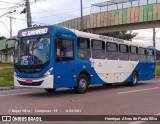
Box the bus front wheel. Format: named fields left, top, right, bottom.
left=74, top=74, right=89, bottom=94
left=129, top=71, right=138, bottom=86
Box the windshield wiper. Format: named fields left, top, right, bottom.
left=29, top=37, right=41, bottom=51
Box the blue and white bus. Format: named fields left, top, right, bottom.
left=14, top=26, right=156, bottom=93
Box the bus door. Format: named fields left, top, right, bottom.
left=54, top=35, right=76, bottom=88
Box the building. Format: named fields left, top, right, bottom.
left=0, top=38, right=15, bottom=63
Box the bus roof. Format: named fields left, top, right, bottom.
left=18, top=25, right=154, bottom=49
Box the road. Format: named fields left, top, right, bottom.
left=0, top=78, right=160, bottom=124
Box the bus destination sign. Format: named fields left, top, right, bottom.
left=18, top=27, right=50, bottom=37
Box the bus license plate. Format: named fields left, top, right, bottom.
left=25, top=80, right=32, bottom=84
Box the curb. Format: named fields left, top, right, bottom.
left=0, top=86, right=25, bottom=91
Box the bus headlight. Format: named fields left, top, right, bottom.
left=14, top=71, right=17, bottom=76
left=44, top=68, right=53, bottom=76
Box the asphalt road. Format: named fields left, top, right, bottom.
left=0, top=78, right=160, bottom=124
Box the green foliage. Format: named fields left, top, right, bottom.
left=0, top=36, right=6, bottom=40
left=157, top=65, right=160, bottom=76
left=0, top=62, right=13, bottom=67
left=0, top=68, right=13, bottom=81
left=102, top=31, right=138, bottom=41
left=0, top=80, right=13, bottom=87
left=0, top=64, right=13, bottom=87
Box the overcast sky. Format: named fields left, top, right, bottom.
left=0, top=0, right=160, bottom=50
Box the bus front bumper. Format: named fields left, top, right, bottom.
left=14, top=75, right=54, bottom=89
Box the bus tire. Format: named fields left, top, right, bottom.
left=75, top=74, right=89, bottom=94
left=44, top=88, right=56, bottom=93
left=129, top=71, right=138, bottom=86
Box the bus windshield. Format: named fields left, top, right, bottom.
left=14, top=37, right=50, bottom=65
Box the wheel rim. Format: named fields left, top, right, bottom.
left=79, top=78, right=87, bottom=89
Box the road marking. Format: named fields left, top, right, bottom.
left=117, top=87, right=159, bottom=95
left=0, top=92, right=33, bottom=97
left=129, top=113, right=160, bottom=124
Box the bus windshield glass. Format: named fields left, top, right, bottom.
left=14, top=37, right=50, bottom=65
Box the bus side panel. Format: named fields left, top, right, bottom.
left=54, top=61, right=77, bottom=89
left=75, top=59, right=105, bottom=85
left=135, top=62, right=156, bottom=81
left=90, top=59, right=114, bottom=84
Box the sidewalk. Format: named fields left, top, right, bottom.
left=0, top=86, right=26, bottom=91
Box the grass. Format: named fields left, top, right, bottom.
left=0, top=64, right=13, bottom=87
left=0, top=62, right=13, bottom=67
left=0, top=80, right=13, bottom=87
left=157, top=65, right=160, bottom=76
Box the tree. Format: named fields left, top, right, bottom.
left=102, top=31, right=138, bottom=41
left=0, top=36, right=6, bottom=40
left=157, top=50, right=160, bottom=60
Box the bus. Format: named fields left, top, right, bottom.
left=14, top=26, right=156, bottom=94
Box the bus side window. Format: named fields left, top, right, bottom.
left=130, top=46, right=139, bottom=61
left=55, top=39, right=74, bottom=62
left=91, top=40, right=105, bottom=59
left=106, top=42, right=118, bottom=60
left=119, top=44, right=129, bottom=60
left=147, top=49, right=155, bottom=62
left=139, top=47, right=147, bottom=62
left=77, top=37, right=91, bottom=59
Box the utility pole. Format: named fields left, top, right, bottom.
left=10, top=17, right=12, bottom=37
left=7, top=16, right=15, bottom=38
left=153, top=28, right=156, bottom=47
left=80, top=0, right=83, bottom=31
left=26, top=0, right=32, bottom=27
left=9, top=17, right=13, bottom=37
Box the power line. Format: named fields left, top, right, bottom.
left=0, top=21, right=10, bottom=34
left=0, top=1, right=18, bottom=4
left=0, top=7, right=14, bottom=10
left=31, top=4, right=65, bottom=20
left=14, top=17, right=49, bottom=26
left=30, top=0, right=47, bottom=4
left=32, top=6, right=90, bottom=19
left=0, top=0, right=24, bottom=18
left=32, top=6, right=90, bottom=14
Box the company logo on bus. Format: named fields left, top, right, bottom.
left=99, top=35, right=124, bottom=43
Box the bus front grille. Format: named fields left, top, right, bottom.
left=17, top=80, right=43, bottom=86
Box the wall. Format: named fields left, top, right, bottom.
left=0, top=38, right=15, bottom=63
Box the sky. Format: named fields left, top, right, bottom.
left=0, top=0, right=160, bottom=50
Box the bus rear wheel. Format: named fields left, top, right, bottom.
left=129, top=71, right=138, bottom=86
left=44, top=88, right=56, bottom=93
left=74, top=74, right=89, bottom=94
